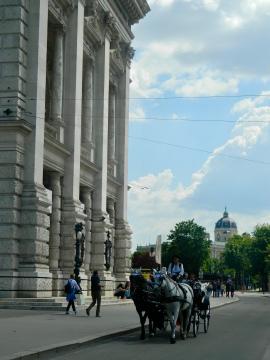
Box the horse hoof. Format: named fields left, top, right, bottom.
left=170, top=338, right=176, bottom=344
left=149, top=333, right=155, bottom=337
left=180, top=334, right=186, bottom=340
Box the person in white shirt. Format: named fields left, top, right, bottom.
left=167, top=255, right=184, bottom=280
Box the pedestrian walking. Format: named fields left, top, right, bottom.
left=86, top=270, right=102, bottom=317
left=226, top=278, right=232, bottom=297
left=65, top=274, right=80, bottom=315
left=221, top=283, right=226, bottom=296
left=231, top=282, right=235, bottom=298
left=216, top=279, right=221, bottom=297
left=212, top=280, right=217, bottom=297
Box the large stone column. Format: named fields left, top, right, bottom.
left=107, top=198, right=115, bottom=271
left=61, top=0, right=87, bottom=288
left=49, top=172, right=63, bottom=296
left=81, top=187, right=92, bottom=294
left=108, top=86, right=117, bottom=177
left=0, top=122, right=32, bottom=298
left=91, top=34, right=115, bottom=296
left=81, top=59, right=95, bottom=162
left=0, top=0, right=32, bottom=297
left=51, top=26, right=64, bottom=143
left=19, top=0, right=52, bottom=297
left=114, top=58, right=133, bottom=282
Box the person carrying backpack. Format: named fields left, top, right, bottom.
left=65, top=274, right=80, bottom=315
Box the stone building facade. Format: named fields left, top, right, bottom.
left=0, top=0, right=150, bottom=298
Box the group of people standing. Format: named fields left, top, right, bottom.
left=210, top=278, right=235, bottom=298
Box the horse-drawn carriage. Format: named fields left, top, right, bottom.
left=187, top=281, right=211, bottom=337
left=130, top=270, right=211, bottom=344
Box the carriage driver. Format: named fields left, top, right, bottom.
left=167, top=255, right=184, bottom=281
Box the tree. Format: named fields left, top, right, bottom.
left=202, top=257, right=225, bottom=277
left=223, top=234, right=253, bottom=289
left=162, top=219, right=211, bottom=275
left=131, top=251, right=159, bottom=269
left=250, top=224, right=270, bottom=291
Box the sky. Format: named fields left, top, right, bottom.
left=127, top=0, right=270, bottom=249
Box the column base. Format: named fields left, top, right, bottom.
left=0, top=271, right=19, bottom=298
left=50, top=270, right=64, bottom=297
left=98, top=271, right=115, bottom=298
left=18, top=269, right=52, bottom=298
left=114, top=219, right=132, bottom=282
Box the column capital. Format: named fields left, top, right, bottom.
left=104, top=11, right=117, bottom=40
left=122, top=43, right=135, bottom=67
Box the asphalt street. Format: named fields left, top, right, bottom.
left=52, top=296, right=270, bottom=360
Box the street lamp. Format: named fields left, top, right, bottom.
left=104, top=230, right=112, bottom=271
left=74, top=222, right=85, bottom=283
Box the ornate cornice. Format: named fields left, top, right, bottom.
left=84, top=3, right=105, bottom=47
left=48, top=0, right=68, bottom=26
left=49, top=0, right=86, bottom=26
left=116, top=0, right=150, bottom=25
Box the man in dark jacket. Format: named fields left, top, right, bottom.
left=86, top=270, right=102, bottom=317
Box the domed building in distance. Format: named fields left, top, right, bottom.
left=215, top=207, right=238, bottom=243
left=211, top=208, right=238, bottom=258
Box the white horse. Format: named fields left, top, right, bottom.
left=158, top=274, right=194, bottom=344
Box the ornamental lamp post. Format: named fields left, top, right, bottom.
left=104, top=230, right=112, bottom=271
left=74, top=222, right=85, bottom=283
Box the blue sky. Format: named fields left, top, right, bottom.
left=127, top=0, right=270, bottom=249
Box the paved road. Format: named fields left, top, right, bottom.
left=52, top=296, right=270, bottom=360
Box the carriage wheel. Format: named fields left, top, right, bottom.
left=192, top=310, right=200, bottom=337
left=203, top=305, right=210, bottom=333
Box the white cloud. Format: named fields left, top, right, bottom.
left=131, top=0, right=270, bottom=98
left=128, top=169, right=270, bottom=247
left=223, top=14, right=244, bottom=29
left=202, top=0, right=220, bottom=12
left=129, top=106, right=146, bottom=122
left=173, top=73, right=239, bottom=96
left=128, top=94, right=270, bottom=246
left=148, top=0, right=176, bottom=7
left=181, top=94, right=270, bottom=197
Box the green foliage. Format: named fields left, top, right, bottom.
left=162, top=219, right=211, bottom=275
left=222, top=227, right=270, bottom=290
left=223, top=235, right=252, bottom=274
left=251, top=224, right=270, bottom=290
left=202, top=257, right=225, bottom=275
left=223, top=234, right=253, bottom=288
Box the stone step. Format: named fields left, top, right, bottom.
left=0, top=297, right=132, bottom=311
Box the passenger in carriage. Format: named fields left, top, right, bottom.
left=167, top=255, right=184, bottom=281
left=181, top=272, right=189, bottom=284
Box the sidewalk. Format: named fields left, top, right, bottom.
left=0, top=296, right=238, bottom=360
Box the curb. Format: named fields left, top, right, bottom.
left=211, top=297, right=239, bottom=309
left=2, top=327, right=142, bottom=360
left=3, top=298, right=239, bottom=360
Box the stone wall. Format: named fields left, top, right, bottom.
left=0, top=0, right=150, bottom=298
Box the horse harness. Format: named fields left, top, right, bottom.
left=162, top=277, right=193, bottom=306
